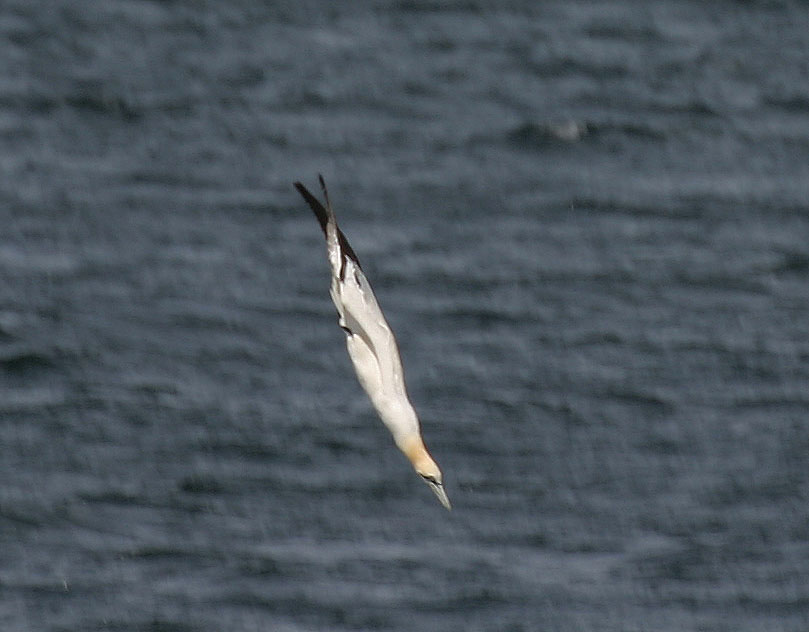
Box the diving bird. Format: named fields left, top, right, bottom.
left=294, top=176, right=451, bottom=510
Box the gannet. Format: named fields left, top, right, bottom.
left=294, top=176, right=451, bottom=510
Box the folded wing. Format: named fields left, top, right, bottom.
left=294, top=178, right=417, bottom=441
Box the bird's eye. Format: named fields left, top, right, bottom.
left=421, top=474, right=438, bottom=485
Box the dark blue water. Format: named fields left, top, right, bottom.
left=2, top=2, right=809, bottom=630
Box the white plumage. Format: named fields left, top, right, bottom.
left=294, top=176, right=450, bottom=510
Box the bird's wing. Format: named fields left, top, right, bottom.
left=337, top=256, right=408, bottom=398
left=294, top=179, right=417, bottom=434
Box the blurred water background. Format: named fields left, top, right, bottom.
left=2, top=1, right=809, bottom=630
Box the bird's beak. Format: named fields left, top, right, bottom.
left=427, top=480, right=452, bottom=511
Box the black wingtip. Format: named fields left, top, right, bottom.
left=294, top=176, right=363, bottom=272
left=294, top=180, right=329, bottom=236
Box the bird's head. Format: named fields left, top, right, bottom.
left=402, top=436, right=451, bottom=510
left=416, top=463, right=451, bottom=511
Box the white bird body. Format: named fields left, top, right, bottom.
left=295, top=176, right=450, bottom=510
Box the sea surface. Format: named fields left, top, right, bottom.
left=2, top=2, right=809, bottom=631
